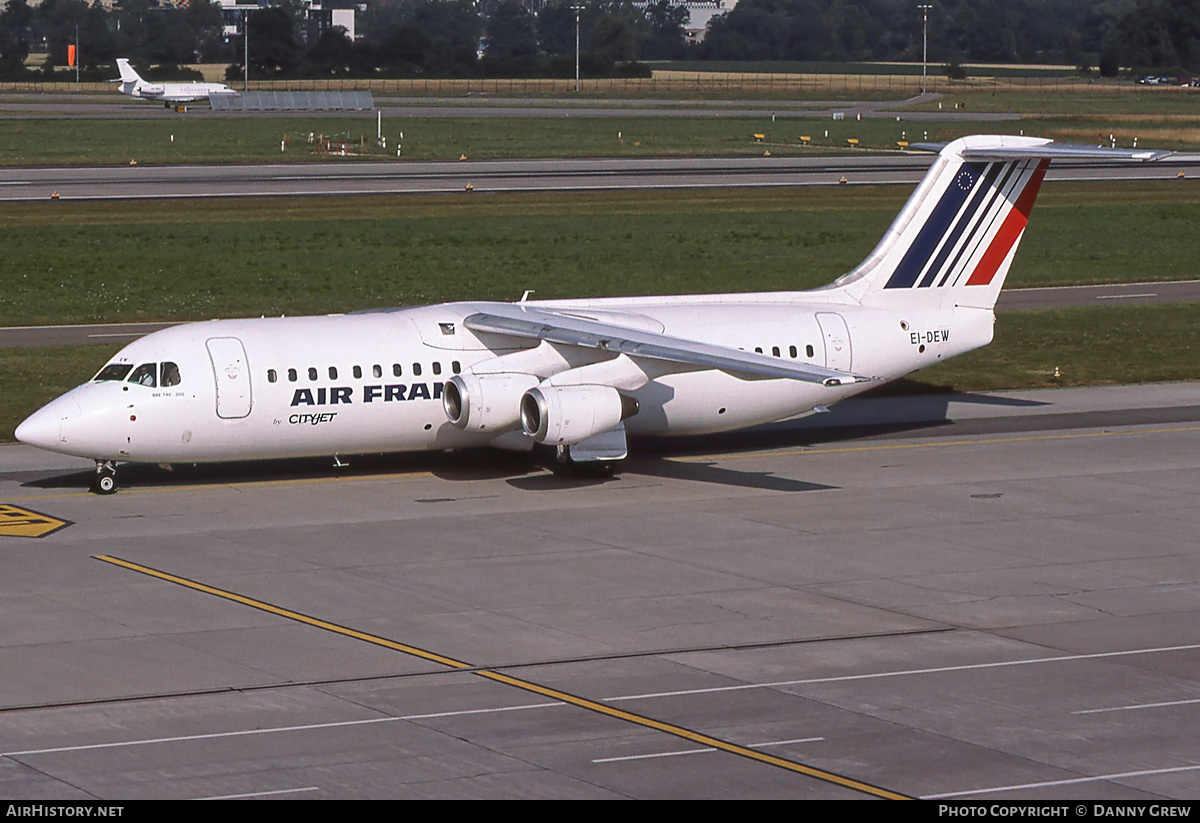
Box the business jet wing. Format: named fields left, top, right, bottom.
left=463, top=303, right=873, bottom=386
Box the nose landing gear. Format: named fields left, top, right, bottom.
left=91, top=461, right=118, bottom=495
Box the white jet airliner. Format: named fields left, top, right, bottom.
left=15, top=135, right=1168, bottom=493
left=115, top=59, right=235, bottom=106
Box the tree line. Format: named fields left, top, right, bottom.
left=0, top=0, right=1195, bottom=82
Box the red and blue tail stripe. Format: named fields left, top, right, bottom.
left=883, top=158, right=1048, bottom=291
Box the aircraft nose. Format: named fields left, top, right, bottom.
left=15, top=394, right=80, bottom=451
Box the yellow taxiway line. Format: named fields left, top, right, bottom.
left=95, top=553, right=910, bottom=799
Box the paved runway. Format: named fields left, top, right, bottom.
left=1, top=383, right=1198, bottom=799
left=2, top=153, right=1197, bottom=202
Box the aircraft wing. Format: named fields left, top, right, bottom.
left=463, top=303, right=872, bottom=386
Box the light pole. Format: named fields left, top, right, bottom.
left=243, top=11, right=249, bottom=92
left=918, top=4, right=932, bottom=95
left=572, top=4, right=583, bottom=93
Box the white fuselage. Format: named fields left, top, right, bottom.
left=16, top=295, right=993, bottom=465
left=120, top=80, right=233, bottom=103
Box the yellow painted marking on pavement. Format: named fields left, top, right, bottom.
left=94, top=555, right=471, bottom=670
left=94, top=554, right=910, bottom=799
left=0, top=504, right=71, bottom=538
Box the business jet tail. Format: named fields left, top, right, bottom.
left=825, top=135, right=1169, bottom=311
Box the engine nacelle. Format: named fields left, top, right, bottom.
left=443, top=373, right=539, bottom=432
left=520, top=385, right=639, bottom=446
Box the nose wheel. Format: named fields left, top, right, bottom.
left=91, top=462, right=118, bottom=495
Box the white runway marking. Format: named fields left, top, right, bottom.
left=603, top=642, right=1200, bottom=703
left=8, top=643, right=1199, bottom=762
left=1, top=701, right=563, bottom=757
left=593, top=737, right=824, bottom=764
left=1074, top=697, right=1200, bottom=715
left=925, top=764, right=1200, bottom=798
left=198, top=786, right=320, bottom=800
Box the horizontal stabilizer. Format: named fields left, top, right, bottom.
left=910, top=141, right=1173, bottom=162
left=464, top=304, right=872, bottom=386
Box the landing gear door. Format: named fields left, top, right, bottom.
left=206, top=337, right=252, bottom=419
left=816, top=312, right=852, bottom=372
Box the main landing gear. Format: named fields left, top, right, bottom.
left=91, top=461, right=118, bottom=495
left=551, top=445, right=617, bottom=478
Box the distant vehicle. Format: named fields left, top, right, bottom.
left=14, top=136, right=1170, bottom=494
left=114, top=59, right=236, bottom=107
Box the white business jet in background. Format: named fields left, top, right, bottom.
left=114, top=58, right=235, bottom=106
left=15, top=135, right=1168, bottom=493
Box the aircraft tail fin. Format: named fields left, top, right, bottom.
left=824, top=135, right=1169, bottom=311
left=116, top=59, right=142, bottom=85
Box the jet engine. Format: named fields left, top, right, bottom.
left=520, top=385, right=639, bottom=446
left=443, top=373, right=539, bottom=432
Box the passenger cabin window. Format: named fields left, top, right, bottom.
left=806, top=344, right=815, bottom=358
left=789, top=345, right=798, bottom=358
left=373, top=364, right=382, bottom=378
left=772, top=346, right=780, bottom=358
left=160, top=362, right=181, bottom=387
left=308, top=367, right=318, bottom=381
left=128, top=363, right=157, bottom=388
left=432, top=362, right=442, bottom=376
left=393, top=363, right=402, bottom=377
left=353, top=366, right=362, bottom=379
left=329, top=366, right=338, bottom=380
left=94, top=363, right=133, bottom=382
left=412, top=363, right=422, bottom=376
left=452, top=361, right=461, bottom=374
left=288, top=368, right=297, bottom=382
left=268, top=369, right=278, bottom=383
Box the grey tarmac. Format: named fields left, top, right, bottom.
left=0, top=382, right=1198, bottom=798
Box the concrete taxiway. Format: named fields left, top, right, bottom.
left=0, top=382, right=1197, bottom=799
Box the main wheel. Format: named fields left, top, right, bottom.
left=91, top=467, right=117, bottom=495
left=550, top=446, right=617, bottom=478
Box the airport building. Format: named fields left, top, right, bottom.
left=630, top=0, right=737, bottom=44
left=216, top=0, right=357, bottom=42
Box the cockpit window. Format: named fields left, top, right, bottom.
left=128, top=363, right=157, bottom=388
left=160, top=362, right=181, bottom=387
left=94, top=363, right=133, bottom=382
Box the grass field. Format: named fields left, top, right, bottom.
left=0, top=115, right=964, bottom=165
left=2, top=108, right=1200, bottom=166
left=1, top=182, right=1196, bottom=327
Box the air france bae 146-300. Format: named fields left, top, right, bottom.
left=15, top=136, right=1168, bottom=493
left=115, top=59, right=235, bottom=106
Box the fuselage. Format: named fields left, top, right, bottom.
left=14, top=295, right=992, bottom=465
left=121, top=81, right=233, bottom=103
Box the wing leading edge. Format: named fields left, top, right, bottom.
left=463, top=304, right=873, bottom=386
